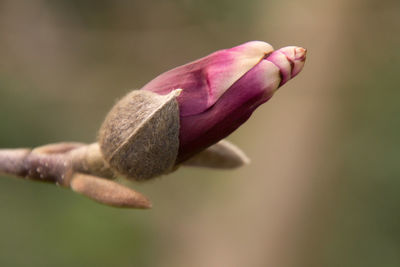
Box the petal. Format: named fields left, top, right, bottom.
left=266, top=46, right=307, bottom=85
left=178, top=59, right=281, bottom=162
left=142, top=41, right=274, bottom=116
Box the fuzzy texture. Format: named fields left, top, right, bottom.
left=70, top=173, right=151, bottom=208
left=98, top=90, right=180, bottom=181
left=0, top=143, right=153, bottom=208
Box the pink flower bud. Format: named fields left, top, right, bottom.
left=141, top=41, right=306, bottom=162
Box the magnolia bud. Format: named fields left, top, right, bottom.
left=98, top=89, right=181, bottom=181
left=142, top=41, right=307, bottom=162
left=98, top=41, right=306, bottom=180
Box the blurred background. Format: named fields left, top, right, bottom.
left=0, top=0, right=399, bottom=266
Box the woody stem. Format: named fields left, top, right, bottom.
left=0, top=148, right=72, bottom=185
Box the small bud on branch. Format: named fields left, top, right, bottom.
left=0, top=41, right=306, bottom=209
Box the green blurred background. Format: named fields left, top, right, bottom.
left=1, top=0, right=399, bottom=266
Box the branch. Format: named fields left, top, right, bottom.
left=0, top=143, right=151, bottom=209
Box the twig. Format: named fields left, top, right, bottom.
left=0, top=143, right=152, bottom=208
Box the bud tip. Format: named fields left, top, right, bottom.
left=295, top=47, right=307, bottom=61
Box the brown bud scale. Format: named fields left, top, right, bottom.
left=98, top=90, right=180, bottom=181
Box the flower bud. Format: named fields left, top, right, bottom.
left=142, top=41, right=307, bottom=162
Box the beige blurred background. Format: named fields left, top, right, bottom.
left=1, top=0, right=399, bottom=266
